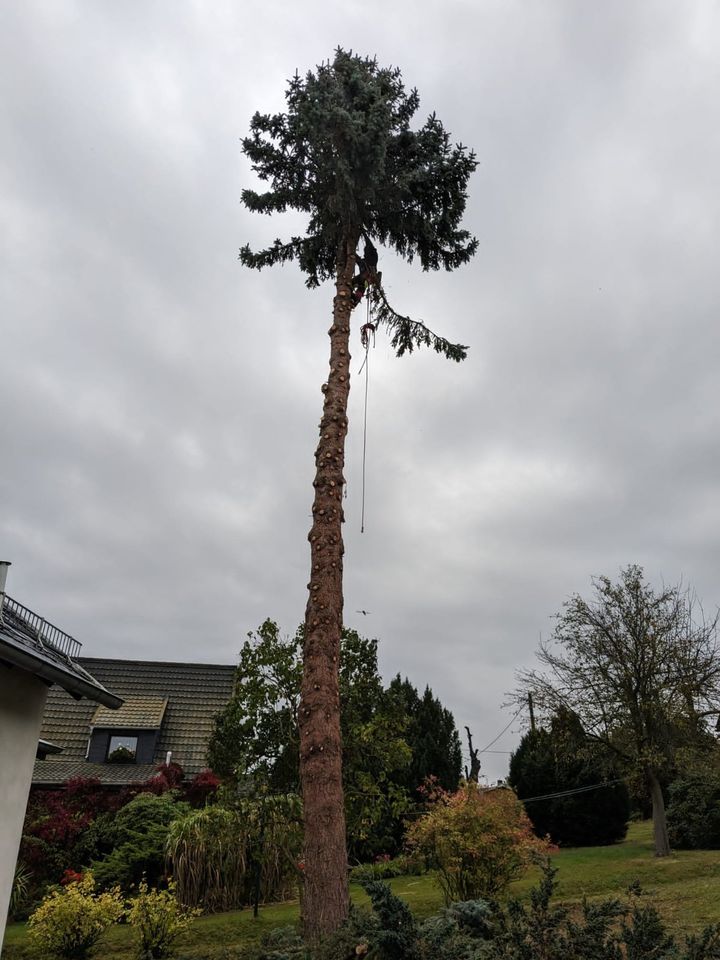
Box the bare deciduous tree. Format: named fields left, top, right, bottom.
left=515, top=565, right=720, bottom=857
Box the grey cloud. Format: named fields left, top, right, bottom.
left=3, top=0, right=720, bottom=781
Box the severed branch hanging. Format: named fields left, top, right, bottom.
left=371, top=282, right=468, bottom=361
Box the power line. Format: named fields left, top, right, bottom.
left=520, top=778, right=625, bottom=805
left=478, top=706, right=524, bottom=754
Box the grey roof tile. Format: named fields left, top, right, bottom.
left=32, top=760, right=161, bottom=786
left=92, top=696, right=167, bottom=729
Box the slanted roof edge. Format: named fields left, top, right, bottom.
left=0, top=640, right=123, bottom=708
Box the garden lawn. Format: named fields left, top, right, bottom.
left=4, top=822, right=720, bottom=959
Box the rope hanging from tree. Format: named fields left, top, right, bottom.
left=359, top=298, right=375, bottom=533
left=351, top=239, right=379, bottom=533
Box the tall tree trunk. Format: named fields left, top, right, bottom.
left=647, top=767, right=671, bottom=857
left=298, top=233, right=357, bottom=939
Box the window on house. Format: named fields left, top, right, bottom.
left=106, top=735, right=138, bottom=763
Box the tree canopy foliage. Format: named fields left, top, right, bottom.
left=508, top=709, right=630, bottom=846
left=515, top=565, right=720, bottom=856
left=207, top=620, right=463, bottom=859
left=240, top=48, right=477, bottom=361
left=389, top=675, right=462, bottom=795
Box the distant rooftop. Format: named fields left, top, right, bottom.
left=34, top=657, right=236, bottom=784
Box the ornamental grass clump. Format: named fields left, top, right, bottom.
left=406, top=782, right=552, bottom=903
left=166, top=794, right=302, bottom=912
left=27, top=871, right=123, bottom=959
left=126, top=879, right=199, bottom=960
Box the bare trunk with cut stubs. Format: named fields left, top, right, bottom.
left=647, top=766, right=671, bottom=857
left=464, top=726, right=481, bottom=783
left=298, top=233, right=357, bottom=940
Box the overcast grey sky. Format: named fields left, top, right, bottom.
left=2, top=1, right=720, bottom=781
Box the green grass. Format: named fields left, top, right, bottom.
left=4, top=822, right=720, bottom=959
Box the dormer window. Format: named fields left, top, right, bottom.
left=86, top=696, right=168, bottom=765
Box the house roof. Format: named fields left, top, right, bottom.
left=33, top=761, right=161, bottom=786
left=33, top=657, right=237, bottom=785
left=92, top=696, right=168, bottom=729
left=36, top=739, right=63, bottom=760
left=0, top=595, right=122, bottom=709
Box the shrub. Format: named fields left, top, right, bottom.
left=27, top=872, right=123, bottom=959
left=343, top=864, right=720, bottom=960
left=182, top=769, right=221, bottom=807
left=349, top=853, right=423, bottom=883
left=406, top=782, right=552, bottom=903
left=667, top=768, right=720, bottom=849
left=20, top=777, right=122, bottom=892
left=167, top=794, right=302, bottom=912
left=361, top=880, right=420, bottom=960
left=91, top=791, right=190, bottom=891
left=126, top=879, right=199, bottom=959
left=9, top=863, right=32, bottom=920
left=508, top=715, right=630, bottom=847
left=142, top=763, right=186, bottom=795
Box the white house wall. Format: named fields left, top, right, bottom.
left=0, top=666, right=49, bottom=947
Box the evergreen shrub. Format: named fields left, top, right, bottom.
left=667, top=768, right=720, bottom=849
left=508, top=717, right=630, bottom=847
left=90, top=792, right=190, bottom=891
left=317, top=864, right=720, bottom=960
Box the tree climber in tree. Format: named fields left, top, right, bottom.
left=351, top=238, right=381, bottom=309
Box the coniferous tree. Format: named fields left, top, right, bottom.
left=508, top=710, right=630, bottom=847
left=240, top=50, right=477, bottom=936
left=389, top=676, right=462, bottom=793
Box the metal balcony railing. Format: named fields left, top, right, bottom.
left=1, top=594, right=83, bottom=660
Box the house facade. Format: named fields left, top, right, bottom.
left=0, top=562, right=121, bottom=946
left=33, top=657, right=237, bottom=787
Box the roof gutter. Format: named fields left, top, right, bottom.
left=0, top=640, right=123, bottom=709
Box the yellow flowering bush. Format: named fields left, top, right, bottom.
left=126, top=879, right=199, bottom=959
left=27, top=872, right=123, bottom=959
left=406, top=782, right=552, bottom=903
